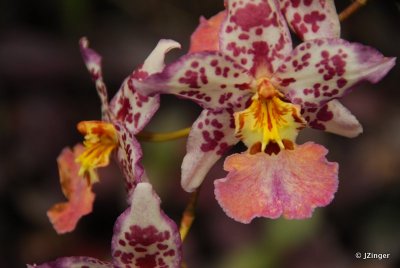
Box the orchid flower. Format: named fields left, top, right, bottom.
left=31, top=183, right=182, bottom=268
left=47, top=38, right=180, bottom=233
left=134, top=0, right=395, bottom=223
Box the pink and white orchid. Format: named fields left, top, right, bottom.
left=134, top=0, right=395, bottom=223
left=32, top=183, right=182, bottom=268
left=47, top=38, right=181, bottom=234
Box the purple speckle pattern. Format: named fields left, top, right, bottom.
left=181, top=108, right=240, bottom=192
left=220, top=0, right=292, bottom=74
left=273, top=38, right=396, bottom=107
left=112, top=183, right=182, bottom=268
left=133, top=51, right=253, bottom=110
left=113, top=122, right=145, bottom=201
left=79, top=37, right=110, bottom=119
left=110, top=39, right=181, bottom=134
left=279, top=0, right=340, bottom=40
left=302, top=99, right=363, bottom=137
left=28, top=256, right=112, bottom=268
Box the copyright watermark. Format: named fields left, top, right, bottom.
left=355, top=252, right=390, bottom=260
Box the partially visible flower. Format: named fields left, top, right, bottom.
left=47, top=38, right=180, bottom=233
left=190, top=0, right=340, bottom=51
left=78, top=37, right=181, bottom=192
left=47, top=145, right=95, bottom=234
left=134, top=0, right=395, bottom=222
left=32, top=183, right=182, bottom=267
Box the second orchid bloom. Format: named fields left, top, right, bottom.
left=133, top=0, right=395, bottom=223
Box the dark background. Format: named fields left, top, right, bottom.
left=1, top=0, right=399, bottom=267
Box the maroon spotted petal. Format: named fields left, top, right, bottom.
left=181, top=108, right=240, bottom=192
left=27, top=256, right=112, bottom=268
left=303, top=99, right=363, bottom=137
left=113, top=121, right=145, bottom=201
left=111, top=40, right=181, bottom=134
left=112, top=183, right=182, bottom=268
left=133, top=51, right=253, bottom=110
left=220, top=0, right=292, bottom=75
left=279, top=0, right=340, bottom=40
left=79, top=37, right=110, bottom=119
left=273, top=38, right=396, bottom=108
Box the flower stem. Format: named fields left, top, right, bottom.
left=179, top=187, right=201, bottom=242
left=339, top=0, right=367, bottom=22
left=137, top=127, right=191, bottom=142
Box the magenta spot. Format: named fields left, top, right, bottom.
left=321, top=50, right=329, bottom=58
left=191, top=61, right=199, bottom=68
left=135, top=253, right=158, bottom=268
left=134, top=113, right=141, bottom=128
left=157, top=243, right=168, bottom=250
left=239, top=33, right=249, bottom=40
left=280, top=78, right=296, bottom=87
left=234, top=83, right=250, bottom=90
left=231, top=2, right=277, bottom=32
left=304, top=11, right=326, bottom=33
left=116, top=97, right=132, bottom=122
left=132, top=69, right=149, bottom=80
left=210, top=59, right=218, bottom=66
left=309, top=120, right=326, bottom=130
left=163, top=249, right=175, bottom=257
left=211, top=119, right=223, bottom=129
left=336, top=78, right=347, bottom=88
left=316, top=105, right=333, bottom=121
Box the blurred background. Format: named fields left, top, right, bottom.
left=1, top=0, right=399, bottom=267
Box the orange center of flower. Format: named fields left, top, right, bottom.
left=76, top=121, right=118, bottom=184
left=234, top=78, right=305, bottom=154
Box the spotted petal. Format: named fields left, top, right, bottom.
left=182, top=109, right=239, bottom=192
left=113, top=122, right=146, bottom=201
left=134, top=52, right=253, bottom=110
left=28, top=256, right=112, bottom=268
left=215, top=142, right=338, bottom=223
left=47, top=145, right=95, bottom=234
left=279, top=0, right=340, bottom=40
left=110, top=40, right=181, bottom=134
left=112, top=182, right=182, bottom=268
left=189, top=10, right=227, bottom=53
left=273, top=38, right=396, bottom=107
left=220, top=0, right=292, bottom=75
left=79, top=37, right=110, bottom=119
left=303, top=99, right=363, bottom=137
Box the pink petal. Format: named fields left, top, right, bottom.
left=110, top=40, right=181, bottom=134
left=214, top=142, right=338, bottom=223
left=189, top=10, right=227, bottom=53
left=273, top=38, right=396, bottom=107
left=303, top=99, right=363, bottom=137
left=28, top=256, right=112, bottom=268
left=220, top=0, right=292, bottom=75
left=47, top=145, right=95, bottom=234
left=182, top=109, right=239, bottom=192
left=279, top=0, right=340, bottom=40
left=79, top=37, right=110, bottom=118
left=113, top=122, right=145, bottom=201
left=133, top=51, right=253, bottom=110
left=112, top=183, right=182, bottom=268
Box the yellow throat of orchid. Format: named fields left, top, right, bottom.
left=76, top=121, right=118, bottom=184
left=234, top=78, right=305, bottom=154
